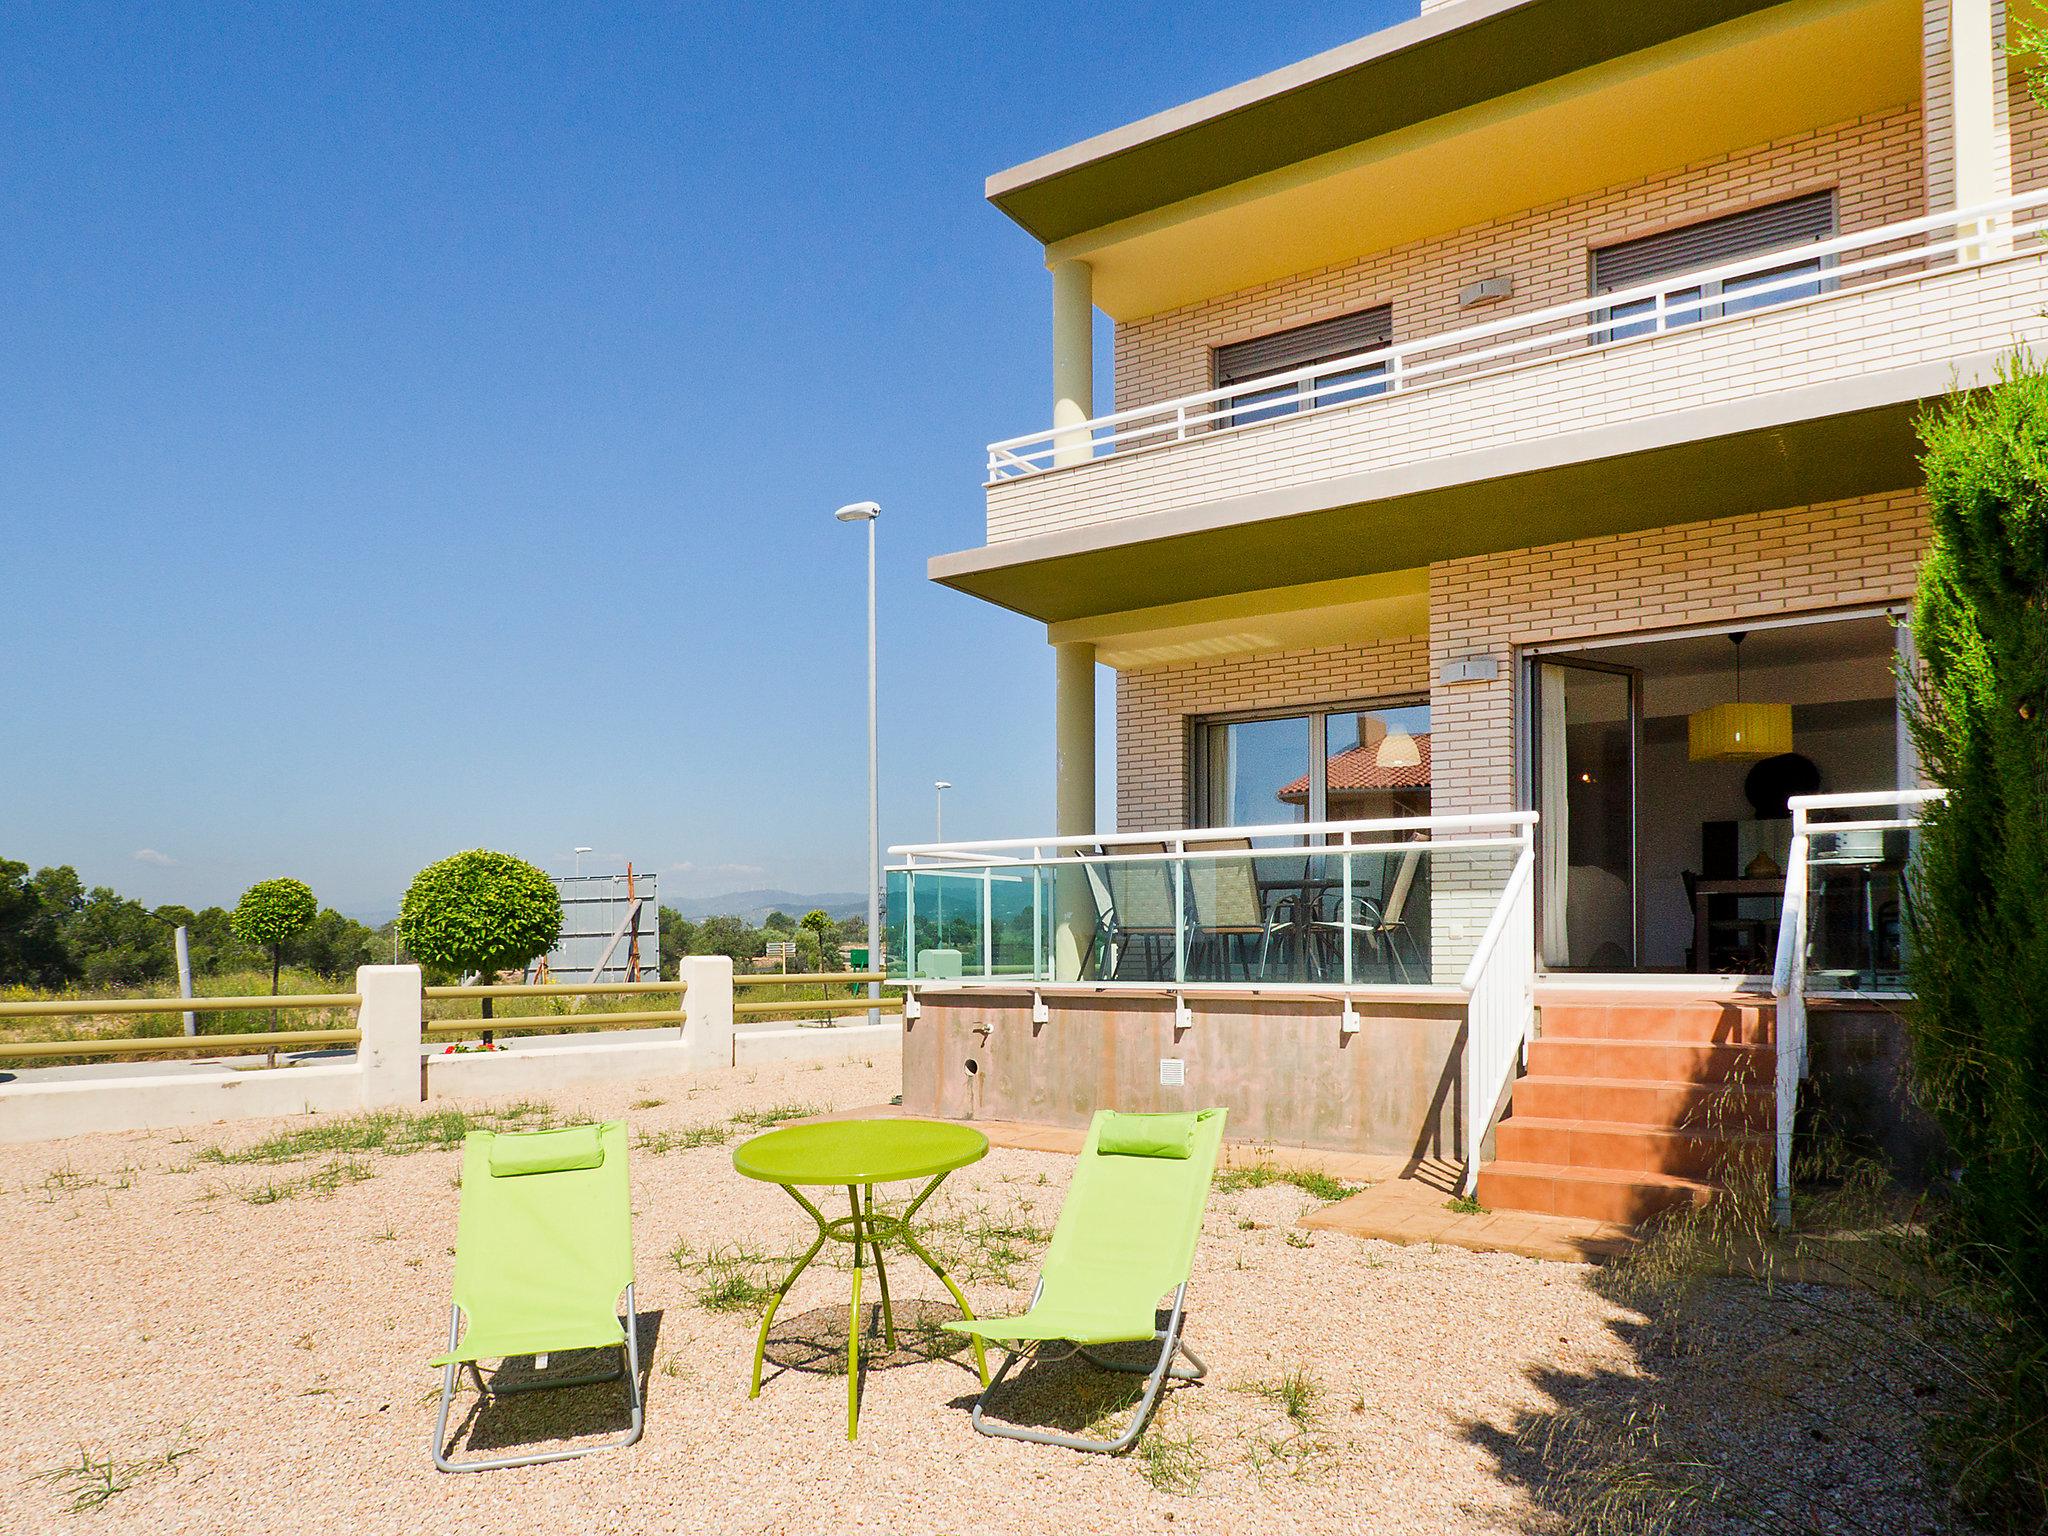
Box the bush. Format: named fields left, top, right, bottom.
left=230, top=878, right=318, bottom=996
left=1907, top=353, right=2048, bottom=1527
left=398, top=851, right=561, bottom=1007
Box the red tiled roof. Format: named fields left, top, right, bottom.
left=1276, top=734, right=1431, bottom=802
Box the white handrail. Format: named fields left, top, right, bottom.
left=988, top=189, right=2048, bottom=478
left=1767, top=787, right=1945, bottom=1226
left=1460, top=845, right=1536, bottom=1196
left=891, top=809, right=1537, bottom=860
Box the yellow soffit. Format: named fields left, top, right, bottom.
left=1057, top=0, right=1921, bottom=321
left=1048, top=571, right=1428, bottom=671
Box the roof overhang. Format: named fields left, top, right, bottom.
left=929, top=352, right=1998, bottom=627
left=993, top=0, right=1887, bottom=243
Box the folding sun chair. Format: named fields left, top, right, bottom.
left=429, top=1121, right=643, bottom=1472
left=945, top=1107, right=1227, bottom=1453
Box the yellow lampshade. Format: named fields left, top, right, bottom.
left=1688, top=701, right=1793, bottom=761
left=1376, top=730, right=1421, bottom=769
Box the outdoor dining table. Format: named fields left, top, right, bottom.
left=732, top=1116, right=992, bottom=1438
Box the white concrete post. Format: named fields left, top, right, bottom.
left=1051, top=259, right=1095, bottom=467
left=355, top=964, right=425, bottom=1108
left=1930, top=0, right=2012, bottom=254
left=682, top=955, right=735, bottom=1072
left=1053, top=640, right=1098, bottom=980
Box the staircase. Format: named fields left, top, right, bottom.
left=1476, top=989, right=1775, bottom=1225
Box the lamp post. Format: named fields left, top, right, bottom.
left=836, top=501, right=882, bottom=1025
left=933, top=780, right=951, bottom=842
left=573, top=846, right=592, bottom=878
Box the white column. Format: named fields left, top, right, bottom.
left=1051, top=259, right=1095, bottom=467
left=1928, top=0, right=2012, bottom=249
left=356, top=964, right=425, bottom=1108
left=1053, top=641, right=1098, bottom=978
left=682, top=954, right=735, bottom=1072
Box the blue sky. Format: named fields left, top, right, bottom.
left=0, top=1, right=1416, bottom=915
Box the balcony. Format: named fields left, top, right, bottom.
left=977, top=194, right=2048, bottom=562
left=886, top=811, right=1533, bottom=994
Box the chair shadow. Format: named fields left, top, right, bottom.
left=760, top=1298, right=980, bottom=1385
left=945, top=1319, right=1196, bottom=1441
left=440, top=1307, right=663, bottom=1457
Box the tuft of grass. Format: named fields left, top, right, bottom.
left=1284, top=1230, right=1313, bottom=1249
left=199, top=1102, right=556, bottom=1166
left=242, top=1157, right=374, bottom=1204
left=1239, top=1364, right=1322, bottom=1426
left=670, top=1240, right=796, bottom=1316
left=729, top=1103, right=822, bottom=1129
left=635, top=1123, right=728, bottom=1155
left=1445, top=1193, right=1489, bottom=1216
left=1137, top=1428, right=1206, bottom=1493
left=32, top=1428, right=198, bottom=1514
left=915, top=1203, right=1052, bottom=1287
left=630, top=1098, right=666, bottom=1110
left=1214, top=1160, right=1358, bottom=1204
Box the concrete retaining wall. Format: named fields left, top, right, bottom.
left=902, top=989, right=1467, bottom=1159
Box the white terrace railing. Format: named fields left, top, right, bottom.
left=888, top=810, right=1535, bottom=996
left=986, top=189, right=2048, bottom=480
left=1458, top=834, right=1535, bottom=1197
left=1769, top=787, right=1945, bottom=1226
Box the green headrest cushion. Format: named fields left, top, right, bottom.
left=1097, top=1110, right=1199, bottom=1159
left=486, top=1125, right=604, bottom=1177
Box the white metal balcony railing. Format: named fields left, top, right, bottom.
left=1768, top=787, right=1945, bottom=1226
left=986, top=190, right=2048, bottom=481
left=888, top=810, right=1535, bottom=996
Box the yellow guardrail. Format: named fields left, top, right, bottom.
left=423, top=980, right=684, bottom=999
left=0, top=993, right=361, bottom=1018
left=0, top=1028, right=362, bottom=1061
left=733, top=997, right=905, bottom=1019
left=422, top=1009, right=686, bottom=1036
left=732, top=971, right=885, bottom=988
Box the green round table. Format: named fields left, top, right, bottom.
left=733, top=1117, right=991, bottom=1438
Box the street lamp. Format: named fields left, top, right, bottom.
left=573, top=846, right=593, bottom=878
left=933, top=780, right=952, bottom=842
left=835, top=500, right=881, bottom=1026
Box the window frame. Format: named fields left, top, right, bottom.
left=1210, top=305, right=1395, bottom=429
left=1590, top=191, right=1839, bottom=345
left=1187, top=692, right=1431, bottom=831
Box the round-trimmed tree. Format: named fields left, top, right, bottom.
left=230, top=877, right=318, bottom=998
left=398, top=851, right=562, bottom=1027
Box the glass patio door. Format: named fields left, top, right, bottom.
left=1533, top=660, right=1640, bottom=970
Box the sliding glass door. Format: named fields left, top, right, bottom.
left=1532, top=660, right=1639, bottom=970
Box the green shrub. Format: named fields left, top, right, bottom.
left=399, top=851, right=561, bottom=1018
left=230, top=878, right=318, bottom=997
left=1907, top=353, right=2048, bottom=1527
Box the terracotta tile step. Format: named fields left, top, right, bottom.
left=1509, top=1075, right=1774, bottom=1133
left=1525, top=1037, right=1774, bottom=1086
left=1537, top=1002, right=1775, bottom=1045
left=1477, top=1159, right=1716, bottom=1224
left=1494, top=1115, right=1769, bottom=1179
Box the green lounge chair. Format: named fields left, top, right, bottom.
left=429, top=1121, right=643, bottom=1472
left=945, top=1106, right=1227, bottom=1453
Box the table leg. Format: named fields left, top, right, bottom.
left=862, top=1186, right=898, bottom=1351
left=896, top=1222, right=989, bottom=1387
left=844, top=1186, right=866, bottom=1438
left=751, top=1190, right=831, bottom=1399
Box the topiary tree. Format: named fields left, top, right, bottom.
left=1908, top=353, right=2048, bottom=1525
left=398, top=851, right=562, bottom=1035
left=230, top=877, right=318, bottom=999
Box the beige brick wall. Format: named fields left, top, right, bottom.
left=1116, top=635, right=1430, bottom=829
left=1113, top=106, right=1923, bottom=410
left=1425, top=488, right=1930, bottom=818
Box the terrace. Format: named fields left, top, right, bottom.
left=0, top=1051, right=1973, bottom=1533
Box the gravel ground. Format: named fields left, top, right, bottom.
left=0, top=1053, right=1958, bottom=1535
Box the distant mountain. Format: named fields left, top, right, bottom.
left=665, top=889, right=867, bottom=925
